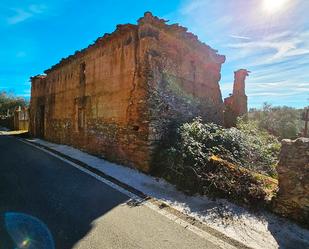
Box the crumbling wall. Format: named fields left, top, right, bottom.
left=138, top=12, right=225, bottom=156
left=13, top=107, right=29, bottom=130
left=30, top=25, right=153, bottom=171
left=274, top=138, right=309, bottom=225
left=224, top=69, right=249, bottom=127
left=29, top=75, right=47, bottom=137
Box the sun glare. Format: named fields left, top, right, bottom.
left=263, top=0, right=290, bottom=14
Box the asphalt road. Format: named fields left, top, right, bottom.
left=0, top=135, right=222, bottom=249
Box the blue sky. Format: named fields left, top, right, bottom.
left=0, top=0, right=308, bottom=108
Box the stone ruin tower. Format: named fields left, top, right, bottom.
left=29, top=12, right=226, bottom=172
left=224, top=69, right=250, bottom=127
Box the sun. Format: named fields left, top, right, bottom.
left=263, top=0, right=290, bottom=14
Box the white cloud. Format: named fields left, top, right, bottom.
left=29, top=4, right=46, bottom=14
left=7, top=9, right=32, bottom=24
left=7, top=4, right=47, bottom=24
left=248, top=81, right=308, bottom=91
left=244, top=81, right=309, bottom=104
left=230, top=35, right=251, bottom=40
left=248, top=92, right=294, bottom=97
left=180, top=0, right=204, bottom=15
left=226, top=30, right=309, bottom=67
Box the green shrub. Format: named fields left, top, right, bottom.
left=248, top=103, right=305, bottom=139
left=155, top=117, right=280, bottom=205
left=163, top=117, right=279, bottom=177
left=236, top=117, right=281, bottom=177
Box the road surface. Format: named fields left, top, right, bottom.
left=0, top=134, right=223, bottom=249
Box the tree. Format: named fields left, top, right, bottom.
left=248, top=103, right=304, bottom=139
left=0, top=91, right=28, bottom=116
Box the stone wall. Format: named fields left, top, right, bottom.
left=0, top=108, right=29, bottom=131
left=30, top=12, right=226, bottom=172
left=224, top=69, right=249, bottom=127
left=13, top=107, right=29, bottom=130
left=30, top=24, right=152, bottom=171
left=274, top=138, right=309, bottom=225
left=29, top=75, right=47, bottom=137
left=139, top=12, right=225, bottom=152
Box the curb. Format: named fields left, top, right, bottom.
left=22, top=138, right=252, bottom=249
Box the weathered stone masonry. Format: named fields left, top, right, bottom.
left=224, top=69, right=249, bottom=127
left=274, top=138, right=309, bottom=225
left=30, top=12, right=227, bottom=172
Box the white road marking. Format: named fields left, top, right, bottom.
left=20, top=139, right=238, bottom=249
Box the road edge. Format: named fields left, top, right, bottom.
left=19, top=137, right=252, bottom=249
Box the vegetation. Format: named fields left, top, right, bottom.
left=248, top=103, right=305, bottom=139
left=160, top=117, right=279, bottom=175
left=0, top=91, right=28, bottom=116
left=236, top=117, right=281, bottom=176
left=155, top=117, right=280, bottom=205
left=154, top=103, right=307, bottom=206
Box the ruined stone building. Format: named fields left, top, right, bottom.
left=30, top=12, right=244, bottom=172
left=224, top=69, right=249, bottom=127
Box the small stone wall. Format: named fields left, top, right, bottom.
left=0, top=109, right=29, bottom=131
left=274, top=138, right=309, bottom=225
left=14, top=108, right=29, bottom=130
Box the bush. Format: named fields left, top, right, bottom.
left=155, top=117, right=280, bottom=205
left=236, top=117, right=281, bottom=177
left=164, top=117, right=279, bottom=177
left=248, top=103, right=305, bottom=139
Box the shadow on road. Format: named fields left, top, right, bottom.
left=267, top=216, right=309, bottom=249
left=0, top=135, right=131, bottom=249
